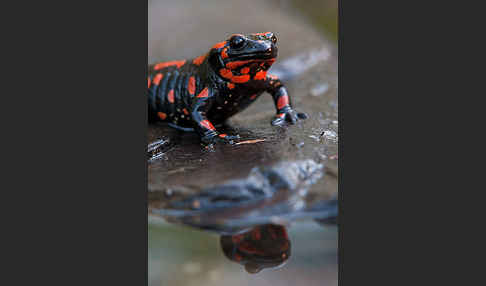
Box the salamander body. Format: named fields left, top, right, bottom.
left=148, top=32, right=306, bottom=144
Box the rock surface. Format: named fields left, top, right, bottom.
left=148, top=0, right=338, bottom=228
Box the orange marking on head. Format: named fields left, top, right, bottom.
left=232, top=75, right=250, bottom=83
left=277, top=95, right=289, bottom=110
left=219, top=134, right=227, bottom=138
left=277, top=113, right=285, bottom=118
left=254, top=32, right=272, bottom=36
left=182, top=108, right=189, bottom=115
left=200, top=120, right=215, bottom=130
left=254, top=70, right=267, bottom=80
left=226, top=60, right=252, bottom=69
left=153, top=73, right=163, bottom=85
left=212, top=41, right=226, bottom=49
left=188, top=76, right=196, bottom=95
left=221, top=47, right=228, bottom=59
left=148, top=77, right=151, bottom=88
left=192, top=54, right=206, bottom=66
left=157, top=112, right=167, bottom=120
left=220, top=68, right=250, bottom=83
left=154, top=60, right=186, bottom=71
left=167, top=90, right=175, bottom=103
left=227, top=82, right=235, bottom=90
left=196, top=87, right=209, bottom=98
left=250, top=94, right=257, bottom=100
left=241, top=67, right=250, bottom=74
left=220, top=68, right=233, bottom=78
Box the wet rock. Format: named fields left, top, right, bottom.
left=151, top=160, right=323, bottom=210
left=147, top=138, right=171, bottom=162
left=150, top=160, right=338, bottom=233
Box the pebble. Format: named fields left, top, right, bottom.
left=309, top=135, right=320, bottom=142
left=165, top=189, right=173, bottom=196
left=192, top=200, right=201, bottom=209
left=321, top=130, right=338, bottom=141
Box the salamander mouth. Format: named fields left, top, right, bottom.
left=231, top=51, right=277, bottom=61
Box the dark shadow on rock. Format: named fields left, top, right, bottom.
left=150, top=160, right=337, bottom=233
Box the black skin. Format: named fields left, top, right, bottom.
left=148, top=32, right=307, bottom=146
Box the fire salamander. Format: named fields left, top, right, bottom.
left=148, top=32, right=307, bottom=145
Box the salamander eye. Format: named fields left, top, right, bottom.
left=271, top=35, right=277, bottom=44
left=230, top=35, right=246, bottom=49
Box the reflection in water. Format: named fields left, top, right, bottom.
left=148, top=219, right=338, bottom=286
left=220, top=224, right=290, bottom=274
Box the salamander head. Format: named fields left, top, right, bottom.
left=208, top=32, right=278, bottom=84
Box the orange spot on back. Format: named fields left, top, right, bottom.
left=157, top=112, right=167, bottom=120
left=250, top=94, right=257, bottom=100
left=227, top=83, right=235, bottom=90
left=188, top=76, right=196, bottom=95
left=153, top=73, right=163, bottom=85
left=277, top=95, right=289, bottom=110
left=200, top=120, right=215, bottom=130
left=192, top=54, right=206, bottom=66
left=154, top=60, right=186, bottom=71
left=196, top=87, right=209, bottom=98
left=148, top=77, right=151, bottom=88
left=182, top=108, right=189, bottom=115
left=167, top=90, right=175, bottom=103
left=254, top=70, right=267, bottom=80
left=212, top=41, right=226, bottom=49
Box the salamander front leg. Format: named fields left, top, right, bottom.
left=191, top=89, right=240, bottom=145
left=266, top=75, right=308, bottom=126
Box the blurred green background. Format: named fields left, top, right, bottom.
left=291, top=0, right=338, bottom=41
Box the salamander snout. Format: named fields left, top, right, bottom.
left=268, top=43, right=278, bottom=58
